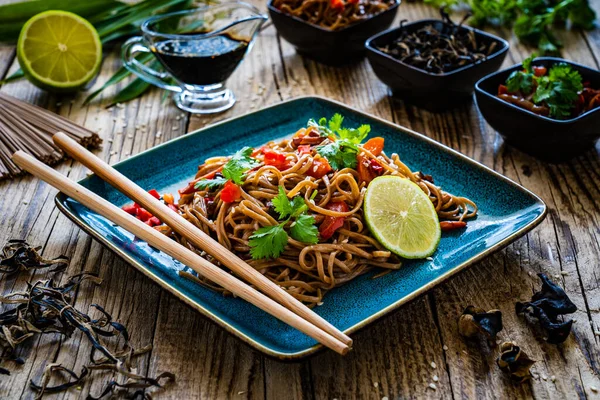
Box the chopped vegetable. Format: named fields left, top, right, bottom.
left=220, top=180, right=242, bottom=203
left=298, top=144, right=312, bottom=155
left=424, top=0, right=596, bottom=54
left=136, top=208, right=153, bottom=222
left=222, top=146, right=260, bottom=185
left=263, top=149, right=289, bottom=170
left=307, top=156, right=332, bottom=178
left=192, top=147, right=259, bottom=192
left=499, top=56, right=587, bottom=119
left=319, top=201, right=349, bottom=240
left=310, top=114, right=371, bottom=170
left=440, top=221, right=467, bottom=231
left=248, top=224, right=288, bottom=260
left=330, top=0, right=345, bottom=10
left=163, top=193, right=175, bottom=204
left=249, top=186, right=319, bottom=259
left=289, top=214, right=319, bottom=244
left=148, top=189, right=160, bottom=199
left=272, top=186, right=307, bottom=219
left=194, top=176, right=228, bottom=191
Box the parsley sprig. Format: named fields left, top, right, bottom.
left=249, top=186, right=318, bottom=259
left=309, top=114, right=371, bottom=170
left=424, top=0, right=596, bottom=55
left=504, top=55, right=583, bottom=119
left=195, top=147, right=259, bottom=190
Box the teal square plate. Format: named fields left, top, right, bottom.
left=55, top=96, right=546, bottom=360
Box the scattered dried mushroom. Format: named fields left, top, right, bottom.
left=458, top=305, right=503, bottom=344
left=516, top=273, right=577, bottom=344
left=0, top=255, right=174, bottom=399
left=0, top=239, right=68, bottom=275
left=497, top=342, right=536, bottom=384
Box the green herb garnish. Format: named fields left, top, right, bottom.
left=504, top=55, right=584, bottom=119
left=309, top=114, right=371, bottom=170
left=533, top=63, right=583, bottom=119
left=423, top=0, right=596, bottom=55
left=249, top=186, right=318, bottom=259
left=195, top=147, right=259, bottom=190
left=506, top=55, right=535, bottom=94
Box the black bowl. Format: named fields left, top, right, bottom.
left=475, top=57, right=600, bottom=162
left=365, top=19, right=509, bottom=111
left=267, top=0, right=400, bottom=65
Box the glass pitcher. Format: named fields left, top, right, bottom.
left=121, top=2, right=267, bottom=114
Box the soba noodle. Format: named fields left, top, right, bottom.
left=162, top=123, right=477, bottom=307
left=272, top=0, right=397, bottom=31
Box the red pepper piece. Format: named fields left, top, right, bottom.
left=440, top=221, right=467, bottom=231
left=136, top=208, right=153, bottom=222
left=220, top=180, right=242, bottom=203
left=122, top=204, right=138, bottom=215
left=298, top=145, right=312, bottom=155
left=146, top=216, right=161, bottom=227
left=319, top=202, right=349, bottom=240
left=148, top=189, right=160, bottom=199
left=307, top=157, right=332, bottom=178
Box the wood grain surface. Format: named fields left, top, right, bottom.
left=0, top=1, right=599, bottom=399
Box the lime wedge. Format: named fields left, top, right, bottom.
left=17, top=10, right=102, bottom=93
left=364, top=176, right=441, bottom=259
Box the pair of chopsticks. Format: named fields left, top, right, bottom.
left=12, top=132, right=352, bottom=355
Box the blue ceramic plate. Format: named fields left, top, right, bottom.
left=55, top=97, right=546, bottom=360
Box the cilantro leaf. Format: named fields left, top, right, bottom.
left=271, top=186, right=291, bottom=218
left=194, top=177, right=228, bottom=190
left=271, top=186, right=307, bottom=219
left=533, top=63, right=582, bottom=119
left=317, top=141, right=359, bottom=170
left=249, top=224, right=288, bottom=259
left=328, top=113, right=344, bottom=133
left=309, top=114, right=370, bottom=170
left=506, top=55, right=535, bottom=94
left=522, top=54, right=534, bottom=73
left=222, top=146, right=259, bottom=185
left=289, top=214, right=319, bottom=244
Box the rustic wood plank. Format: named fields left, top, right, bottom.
left=0, top=0, right=599, bottom=399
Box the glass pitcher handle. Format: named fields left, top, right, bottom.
left=121, top=37, right=182, bottom=93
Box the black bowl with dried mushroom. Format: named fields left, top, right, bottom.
left=366, top=14, right=509, bottom=111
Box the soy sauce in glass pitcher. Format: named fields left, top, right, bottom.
left=151, top=33, right=249, bottom=86
left=121, top=2, right=267, bottom=114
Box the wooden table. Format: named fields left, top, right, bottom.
left=1, top=1, right=600, bottom=398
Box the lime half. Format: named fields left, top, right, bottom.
left=364, top=176, right=441, bottom=259
left=17, top=10, right=102, bottom=93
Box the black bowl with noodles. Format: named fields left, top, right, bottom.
left=365, top=19, right=509, bottom=111
left=475, top=57, right=600, bottom=162
left=268, top=0, right=400, bottom=65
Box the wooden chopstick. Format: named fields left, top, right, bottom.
left=11, top=150, right=349, bottom=355
left=52, top=132, right=353, bottom=347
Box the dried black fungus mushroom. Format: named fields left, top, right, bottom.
left=29, top=364, right=89, bottom=399
left=516, top=273, right=577, bottom=344
left=458, top=305, right=503, bottom=344
left=497, top=342, right=536, bottom=383
left=0, top=239, right=68, bottom=276
left=0, top=272, right=175, bottom=398
left=376, top=8, right=497, bottom=74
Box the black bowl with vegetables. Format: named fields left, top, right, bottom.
left=475, top=57, right=600, bottom=162
left=365, top=15, right=509, bottom=111
left=268, top=0, right=400, bottom=65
